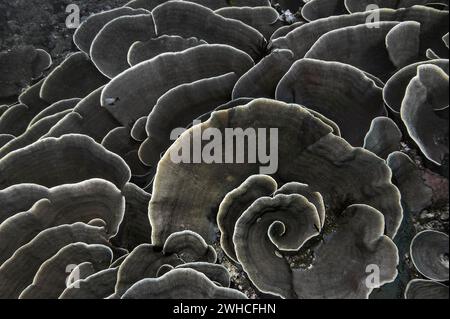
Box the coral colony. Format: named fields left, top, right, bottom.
left=0, top=0, right=448, bottom=300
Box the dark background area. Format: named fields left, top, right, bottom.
left=0, top=0, right=129, bottom=64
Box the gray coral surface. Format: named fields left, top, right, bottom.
left=0, top=0, right=448, bottom=299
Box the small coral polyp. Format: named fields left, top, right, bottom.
left=0, top=0, right=448, bottom=300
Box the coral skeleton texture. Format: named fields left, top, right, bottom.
left=0, top=0, right=448, bottom=300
